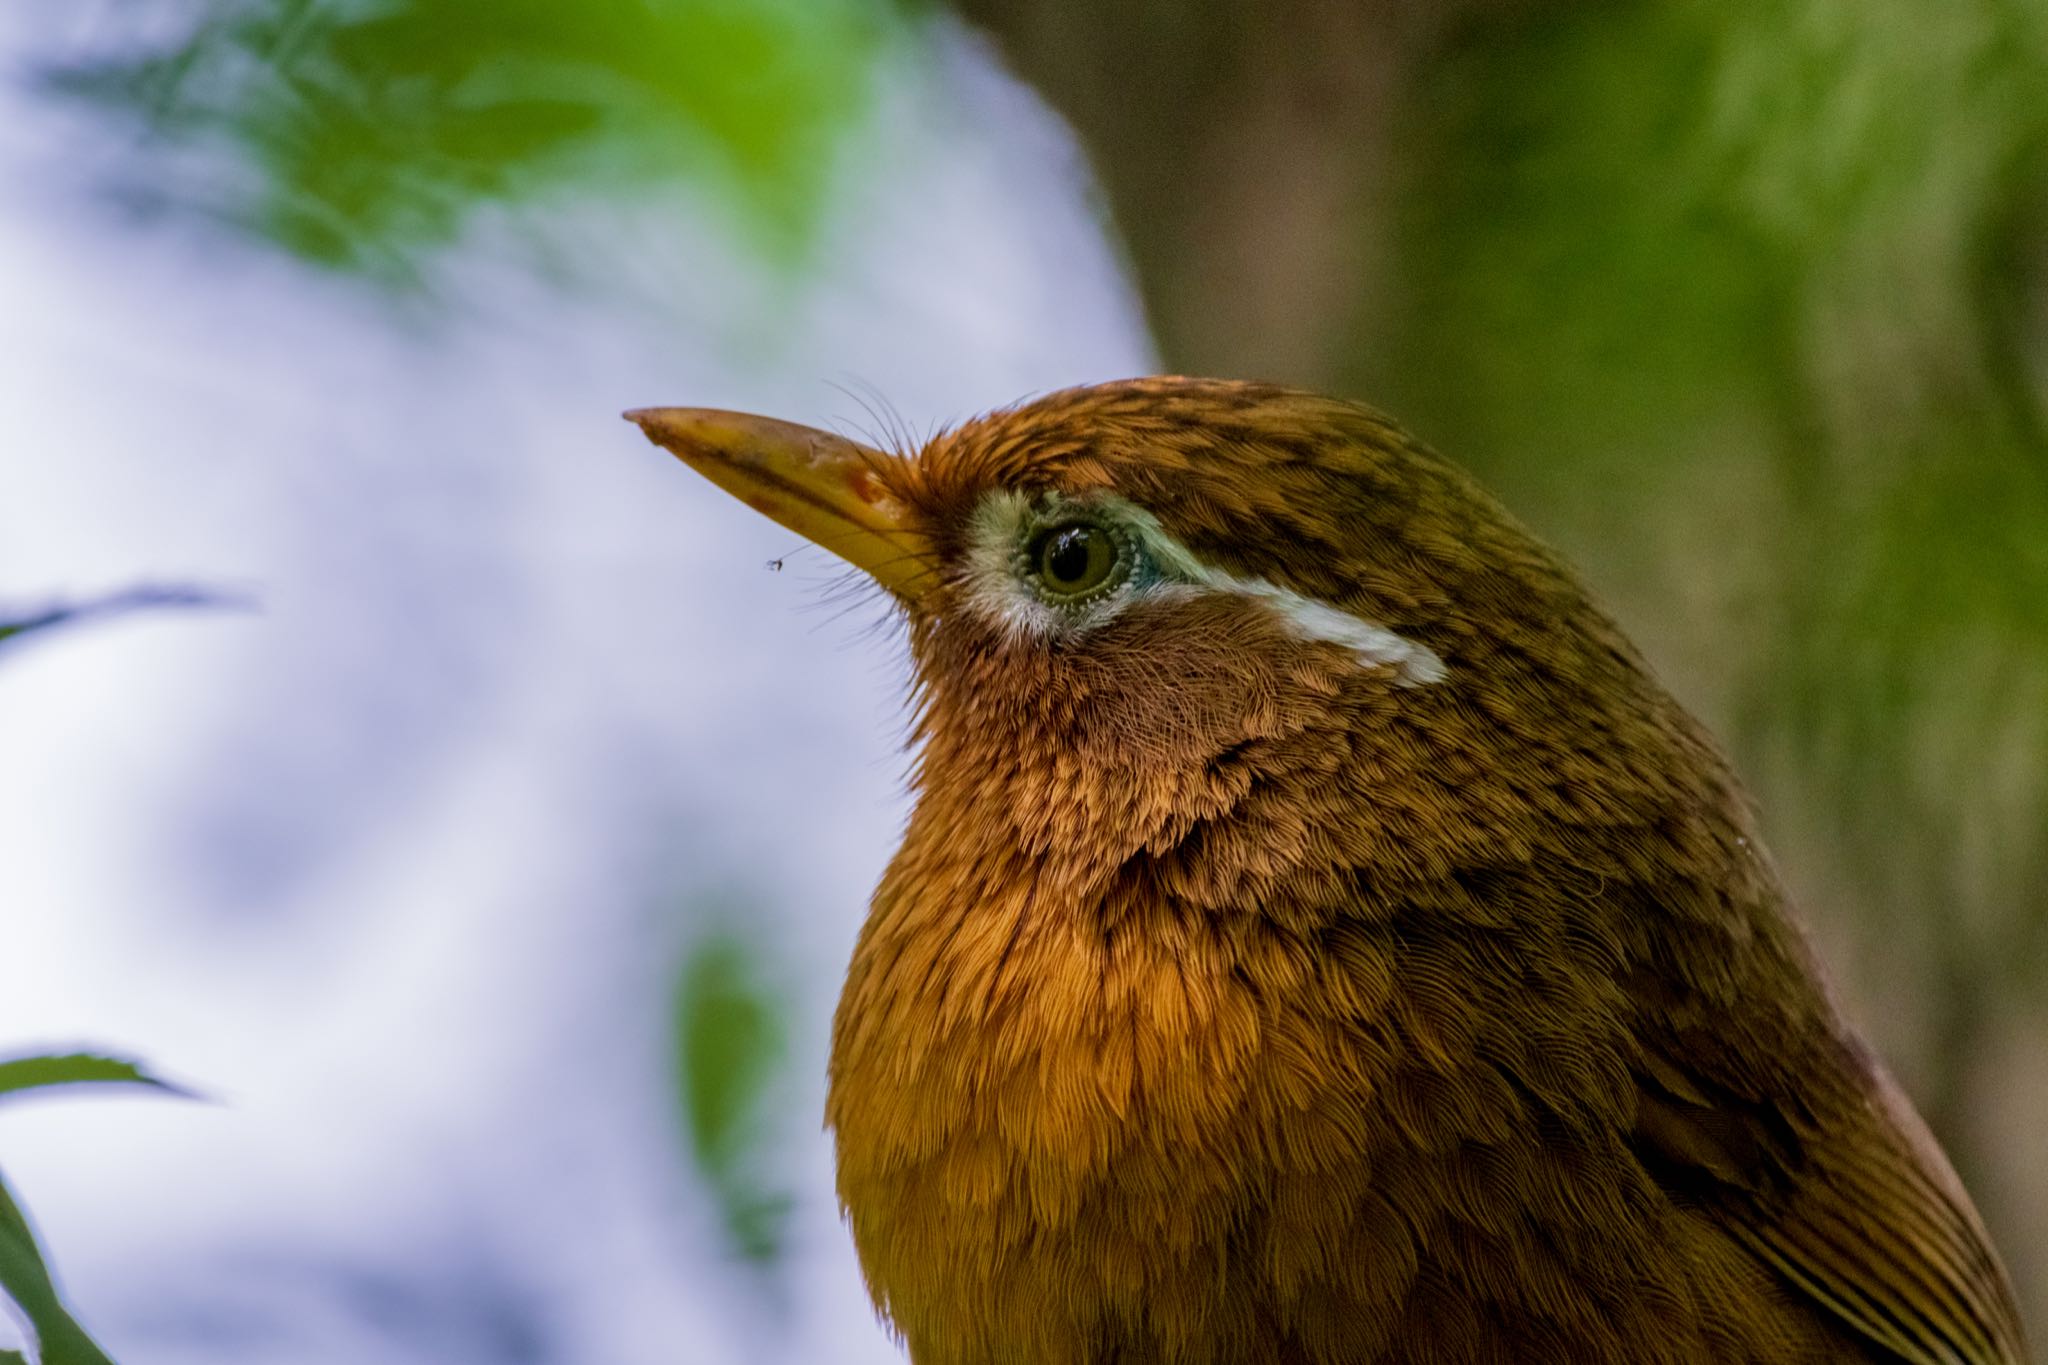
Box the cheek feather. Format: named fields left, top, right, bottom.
left=953, top=488, right=1448, bottom=688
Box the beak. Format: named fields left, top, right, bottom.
left=625, top=407, right=936, bottom=603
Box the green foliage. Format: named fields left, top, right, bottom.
left=672, top=931, right=789, bottom=1265
left=0, top=1052, right=189, bottom=1365
left=43, top=0, right=898, bottom=285
left=1393, top=0, right=2048, bottom=499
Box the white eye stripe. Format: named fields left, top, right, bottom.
left=1196, top=574, right=1446, bottom=686
left=958, top=490, right=1447, bottom=688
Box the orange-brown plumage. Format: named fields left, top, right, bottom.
left=630, top=378, right=2028, bottom=1364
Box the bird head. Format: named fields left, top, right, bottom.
left=630, top=376, right=1744, bottom=922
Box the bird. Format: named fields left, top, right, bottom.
left=626, top=377, right=2029, bottom=1365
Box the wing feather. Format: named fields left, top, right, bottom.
left=1635, top=1035, right=2027, bottom=1365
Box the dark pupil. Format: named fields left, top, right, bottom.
left=1043, top=527, right=1096, bottom=584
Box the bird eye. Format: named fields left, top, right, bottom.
left=1024, top=521, right=1125, bottom=602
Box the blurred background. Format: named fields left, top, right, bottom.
left=0, top=2, right=2042, bottom=1360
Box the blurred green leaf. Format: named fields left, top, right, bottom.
left=0, top=1171, right=116, bottom=1365
left=672, top=930, right=789, bottom=1265
left=43, top=0, right=899, bottom=285
left=0, top=587, right=237, bottom=654
left=0, top=1054, right=193, bottom=1103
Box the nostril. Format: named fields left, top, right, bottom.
left=848, top=467, right=887, bottom=505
